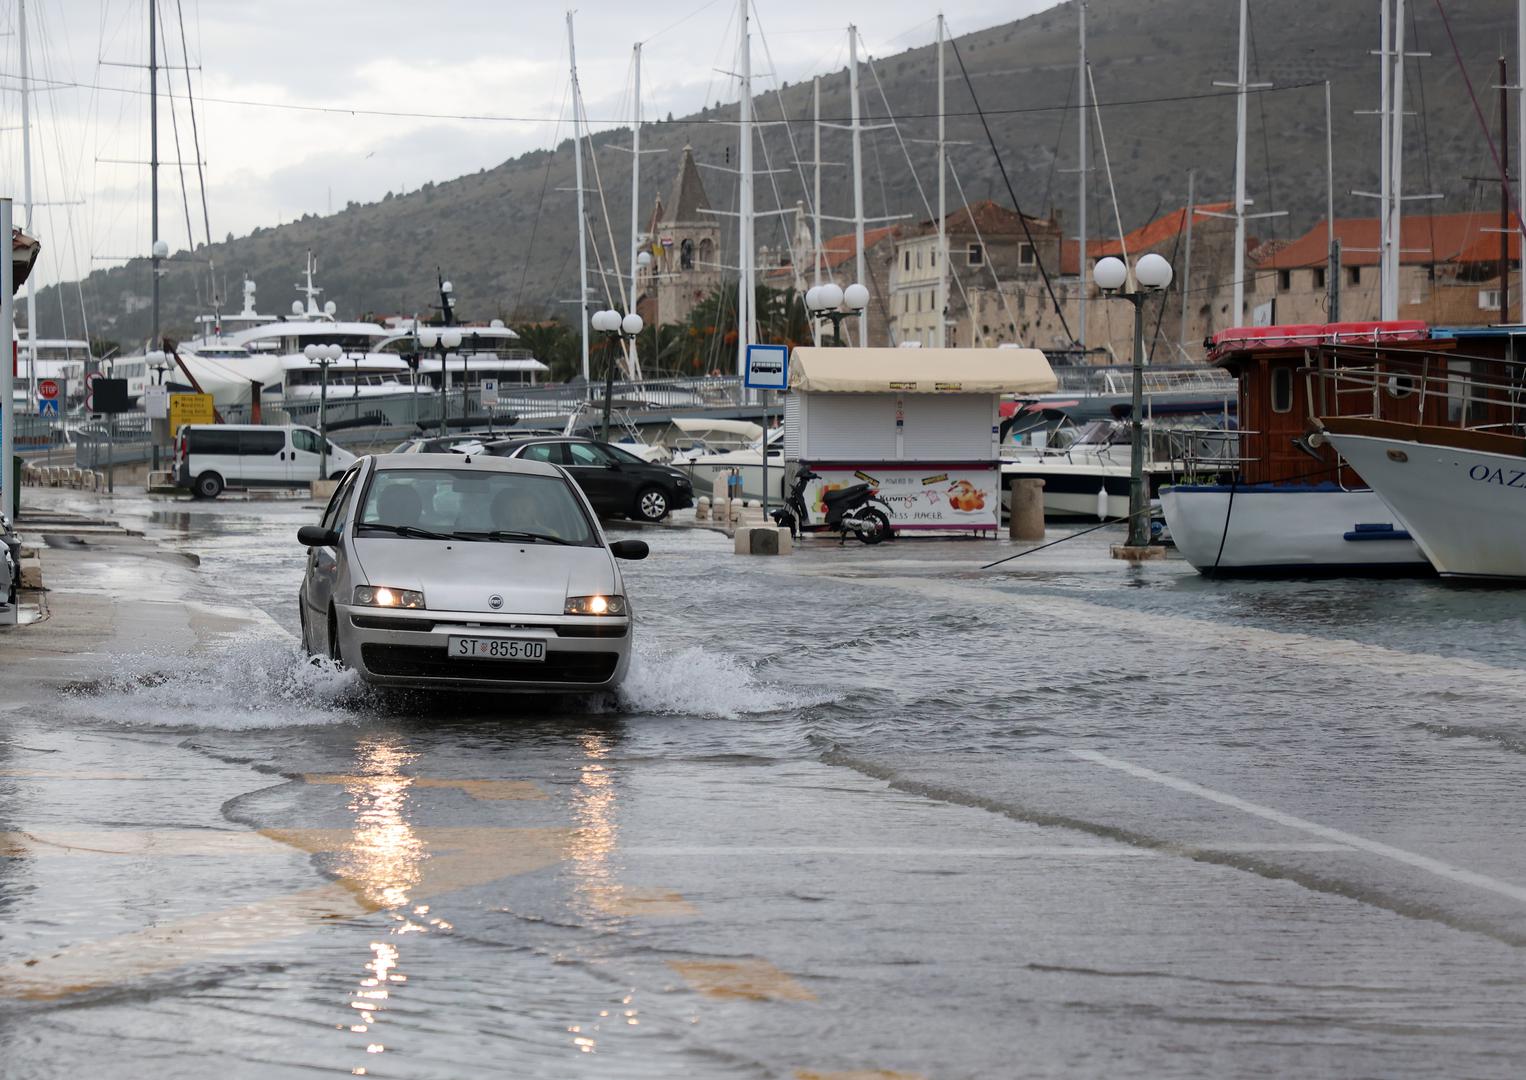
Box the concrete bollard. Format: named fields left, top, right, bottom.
left=1009, top=478, right=1046, bottom=541
left=734, top=525, right=793, bottom=556
left=694, top=495, right=710, bottom=521
left=311, top=479, right=340, bottom=501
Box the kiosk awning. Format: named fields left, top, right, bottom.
left=788, top=347, right=1056, bottom=394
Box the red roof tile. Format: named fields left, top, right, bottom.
left=1060, top=202, right=1233, bottom=274
left=1258, top=212, right=1522, bottom=269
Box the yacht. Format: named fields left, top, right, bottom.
left=1316, top=324, right=1526, bottom=579
left=676, top=425, right=786, bottom=502
left=1159, top=321, right=1431, bottom=575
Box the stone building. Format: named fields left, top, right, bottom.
left=1247, top=213, right=1522, bottom=327
left=887, top=200, right=1064, bottom=350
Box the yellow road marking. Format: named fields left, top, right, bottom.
left=0, top=769, right=147, bottom=781
left=668, top=959, right=816, bottom=1002
left=0, top=830, right=290, bottom=858
left=585, top=886, right=698, bottom=917
left=0, top=826, right=573, bottom=1001
left=302, top=774, right=547, bottom=801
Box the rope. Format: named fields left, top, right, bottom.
left=979, top=503, right=1152, bottom=570
left=947, top=33, right=1073, bottom=343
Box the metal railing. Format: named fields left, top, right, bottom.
left=1307, top=347, right=1526, bottom=435
left=1050, top=365, right=1235, bottom=397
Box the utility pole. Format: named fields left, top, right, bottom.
left=849, top=25, right=866, bottom=345
left=936, top=12, right=947, bottom=348
left=567, top=13, right=590, bottom=382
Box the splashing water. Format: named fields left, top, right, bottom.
left=59, top=637, right=372, bottom=730
left=614, top=643, right=818, bottom=720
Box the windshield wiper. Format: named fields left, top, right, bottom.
left=453, top=529, right=575, bottom=546
left=356, top=523, right=455, bottom=540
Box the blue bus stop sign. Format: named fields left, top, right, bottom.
left=744, top=344, right=789, bottom=391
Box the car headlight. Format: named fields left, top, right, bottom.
left=354, top=585, right=426, bottom=609
left=565, top=594, right=626, bottom=616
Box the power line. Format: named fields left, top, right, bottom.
left=0, top=69, right=1331, bottom=128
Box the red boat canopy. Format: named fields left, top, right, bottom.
left=1208, top=320, right=1429, bottom=361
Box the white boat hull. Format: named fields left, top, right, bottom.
left=1001, top=461, right=1130, bottom=520
left=1160, top=484, right=1428, bottom=574
left=1323, top=432, right=1526, bottom=579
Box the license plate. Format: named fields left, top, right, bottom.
left=447, top=636, right=546, bottom=662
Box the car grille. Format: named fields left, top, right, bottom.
left=361, top=644, right=620, bottom=683
left=351, top=615, right=626, bottom=638
left=351, top=615, right=435, bottom=632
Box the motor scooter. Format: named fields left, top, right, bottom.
left=772, top=465, right=894, bottom=544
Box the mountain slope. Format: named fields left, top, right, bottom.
left=37, top=0, right=1512, bottom=346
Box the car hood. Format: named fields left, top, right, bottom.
left=351, top=538, right=618, bottom=615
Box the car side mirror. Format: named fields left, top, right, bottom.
left=609, top=539, right=649, bottom=561
left=298, top=525, right=340, bottom=547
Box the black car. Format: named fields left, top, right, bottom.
left=481, top=437, right=694, bottom=521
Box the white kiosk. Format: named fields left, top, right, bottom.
left=784, top=347, right=1056, bottom=534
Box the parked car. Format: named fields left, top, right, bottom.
left=480, top=436, right=693, bottom=521
left=174, top=423, right=357, bottom=498
left=296, top=453, right=648, bottom=692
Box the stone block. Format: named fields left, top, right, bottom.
left=311, top=479, right=339, bottom=500
left=18, top=557, right=43, bottom=589
left=734, top=525, right=793, bottom=556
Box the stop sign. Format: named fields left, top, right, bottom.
left=38, top=379, right=59, bottom=401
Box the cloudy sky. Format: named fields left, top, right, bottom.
left=1, top=0, right=1061, bottom=294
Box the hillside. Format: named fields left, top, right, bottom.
left=35, top=0, right=1513, bottom=348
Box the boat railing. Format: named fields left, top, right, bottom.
left=1051, top=365, right=1236, bottom=397
left=1159, top=426, right=1251, bottom=482
left=1307, top=348, right=1526, bottom=435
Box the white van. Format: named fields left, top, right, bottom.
left=174, top=424, right=357, bottom=498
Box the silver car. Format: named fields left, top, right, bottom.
left=297, top=453, right=648, bottom=691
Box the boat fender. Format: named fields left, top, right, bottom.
left=1095, top=485, right=1108, bottom=523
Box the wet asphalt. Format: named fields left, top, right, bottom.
left=3, top=488, right=1526, bottom=1078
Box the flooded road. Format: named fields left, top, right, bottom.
left=4, top=489, right=1526, bottom=1077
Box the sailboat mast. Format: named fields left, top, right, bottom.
left=628, top=42, right=642, bottom=378
left=737, top=0, right=754, bottom=376
left=150, top=0, right=161, bottom=351
left=812, top=75, right=823, bottom=347
left=567, top=13, right=590, bottom=382
left=936, top=13, right=947, bottom=348
left=1378, top=0, right=1392, bottom=319
left=1232, top=0, right=1249, bottom=324
left=849, top=25, right=866, bottom=344
left=19, top=0, right=36, bottom=398
left=1385, top=0, right=1407, bottom=321
left=1077, top=0, right=1087, bottom=352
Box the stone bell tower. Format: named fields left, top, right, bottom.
left=643, top=145, right=723, bottom=328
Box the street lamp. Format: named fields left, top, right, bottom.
left=303, top=342, right=344, bottom=479
left=416, top=326, right=463, bottom=436
left=804, top=282, right=869, bottom=346
left=146, top=349, right=170, bottom=472
left=1093, top=252, right=1174, bottom=550
left=590, top=309, right=643, bottom=442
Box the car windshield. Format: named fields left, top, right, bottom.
left=356, top=468, right=597, bottom=545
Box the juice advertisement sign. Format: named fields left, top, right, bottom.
left=802, top=464, right=1000, bottom=530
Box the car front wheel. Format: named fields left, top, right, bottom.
left=635, top=486, right=669, bottom=522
